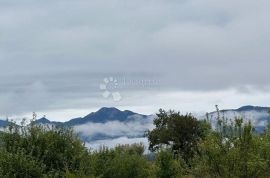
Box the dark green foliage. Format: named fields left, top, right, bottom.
left=0, top=122, right=88, bottom=177
left=0, top=149, right=44, bottom=178
left=147, top=109, right=208, bottom=163
left=102, top=152, right=150, bottom=178
left=2, top=108, right=270, bottom=178
left=86, top=144, right=152, bottom=178
left=192, top=120, right=270, bottom=178
left=155, top=150, right=182, bottom=178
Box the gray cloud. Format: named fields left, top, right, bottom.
left=1, top=0, right=270, bottom=116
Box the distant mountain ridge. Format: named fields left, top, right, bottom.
left=64, top=107, right=147, bottom=126
left=0, top=107, right=152, bottom=142
left=208, top=105, right=270, bottom=132
left=1, top=106, right=270, bottom=143
left=0, top=120, right=9, bottom=127
left=0, top=107, right=149, bottom=127
left=32, top=105, right=270, bottom=137
left=213, top=105, right=270, bottom=113
left=236, top=105, right=270, bottom=112
left=33, top=107, right=149, bottom=127
left=2, top=105, right=270, bottom=127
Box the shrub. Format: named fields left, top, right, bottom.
left=155, top=149, right=182, bottom=178
left=0, top=123, right=89, bottom=177
left=0, top=149, right=44, bottom=178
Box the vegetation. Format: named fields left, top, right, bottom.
left=1, top=108, right=270, bottom=177
left=146, top=109, right=209, bottom=163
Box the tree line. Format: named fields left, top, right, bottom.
left=0, top=108, right=270, bottom=177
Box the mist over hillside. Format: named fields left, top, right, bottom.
left=1, top=105, right=269, bottom=149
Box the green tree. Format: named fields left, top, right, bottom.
left=147, top=109, right=208, bottom=163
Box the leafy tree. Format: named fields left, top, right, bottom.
left=147, top=109, right=208, bottom=162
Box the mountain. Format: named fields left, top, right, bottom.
left=34, top=117, right=62, bottom=126
left=33, top=107, right=148, bottom=127
left=0, top=120, right=9, bottom=127
left=0, top=108, right=153, bottom=150
left=64, top=107, right=148, bottom=126
left=216, top=105, right=270, bottom=113
left=34, top=117, right=51, bottom=124
left=31, top=107, right=153, bottom=142
left=64, top=107, right=151, bottom=141
left=4, top=105, right=270, bottom=146
left=208, top=105, right=270, bottom=132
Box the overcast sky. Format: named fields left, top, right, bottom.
left=1, top=0, right=270, bottom=121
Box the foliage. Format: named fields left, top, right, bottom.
left=85, top=144, right=152, bottom=178
left=0, top=149, right=44, bottom=178
left=155, top=149, right=183, bottom=178
left=192, top=119, right=270, bottom=178
left=1, top=108, right=270, bottom=178
left=1, top=122, right=87, bottom=177
left=146, top=109, right=208, bottom=163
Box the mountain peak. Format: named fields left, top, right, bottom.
left=35, top=117, right=51, bottom=124
left=64, top=107, right=147, bottom=126
left=98, top=107, right=121, bottom=113
left=236, top=105, right=269, bottom=112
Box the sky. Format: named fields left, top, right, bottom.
left=1, top=0, right=270, bottom=121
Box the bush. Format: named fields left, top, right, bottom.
left=192, top=121, right=269, bottom=178
left=155, top=149, right=182, bottom=178
left=0, top=149, right=44, bottom=178
left=0, top=123, right=89, bottom=177
left=87, top=144, right=152, bottom=178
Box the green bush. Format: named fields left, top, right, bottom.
left=192, top=121, right=269, bottom=178
left=87, top=144, right=152, bottom=178
left=0, top=123, right=89, bottom=177
left=155, top=149, right=182, bottom=178
left=0, top=149, right=44, bottom=178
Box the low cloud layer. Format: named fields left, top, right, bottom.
left=209, top=110, right=270, bottom=128
left=74, top=117, right=154, bottom=141
left=73, top=116, right=154, bottom=150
